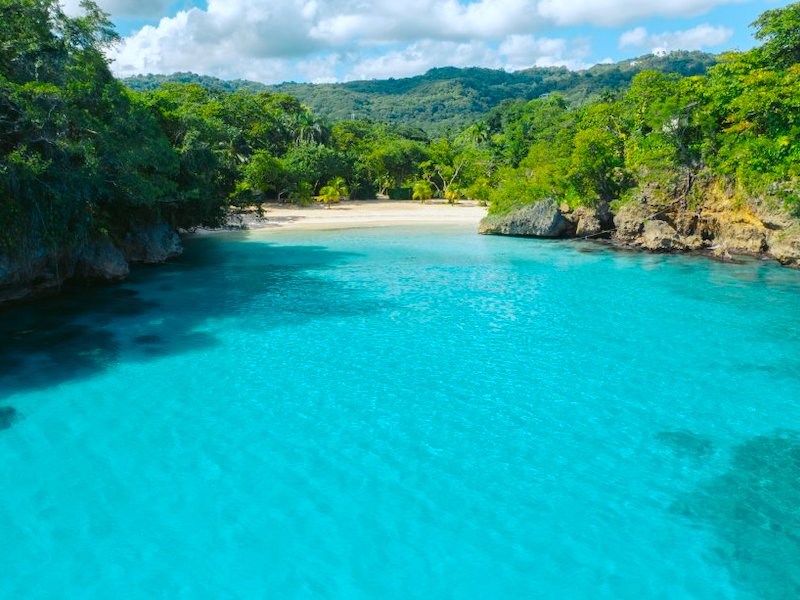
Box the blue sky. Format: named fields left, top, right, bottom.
left=61, top=0, right=794, bottom=83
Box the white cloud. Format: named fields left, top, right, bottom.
left=346, top=41, right=500, bottom=80
left=619, top=27, right=648, bottom=48
left=342, top=35, right=593, bottom=80
left=60, top=0, right=173, bottom=19
left=618, top=24, right=734, bottom=52
left=537, top=0, right=744, bottom=27
left=103, top=0, right=745, bottom=82
left=498, top=35, right=591, bottom=71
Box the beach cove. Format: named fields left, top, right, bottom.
left=2, top=224, right=800, bottom=598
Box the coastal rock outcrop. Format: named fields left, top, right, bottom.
left=613, top=203, right=650, bottom=242
left=0, top=246, right=71, bottom=304
left=640, top=220, right=686, bottom=252
left=768, top=228, right=800, bottom=268
left=1, top=221, right=183, bottom=306
left=482, top=179, right=800, bottom=269
left=571, top=203, right=613, bottom=238
left=121, top=223, right=183, bottom=264
left=75, top=238, right=130, bottom=281
left=479, top=199, right=570, bottom=238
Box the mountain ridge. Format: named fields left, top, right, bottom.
left=123, top=51, right=717, bottom=135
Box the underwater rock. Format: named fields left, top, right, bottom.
left=655, top=429, right=714, bottom=459
left=0, top=406, right=20, bottom=431
left=673, top=431, right=800, bottom=599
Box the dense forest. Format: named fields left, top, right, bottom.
left=1, top=0, right=799, bottom=303
left=125, top=52, right=717, bottom=136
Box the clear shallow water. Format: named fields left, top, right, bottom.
left=1, top=225, right=800, bottom=599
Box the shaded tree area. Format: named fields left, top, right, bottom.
left=0, top=0, right=182, bottom=254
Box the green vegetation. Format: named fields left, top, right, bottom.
left=0, top=0, right=176, bottom=253
left=124, top=53, right=716, bottom=136
left=480, top=5, right=800, bottom=219
left=2, top=0, right=798, bottom=270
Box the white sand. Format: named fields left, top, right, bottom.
left=236, top=200, right=487, bottom=232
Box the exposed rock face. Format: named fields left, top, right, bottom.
left=482, top=181, right=800, bottom=269
left=121, top=223, right=183, bottom=264
left=572, top=203, right=613, bottom=238
left=769, top=228, right=800, bottom=268
left=613, top=204, right=650, bottom=242
left=1, top=222, right=183, bottom=306
left=0, top=248, right=71, bottom=304
left=479, top=199, right=570, bottom=238
left=75, top=238, right=130, bottom=281
left=641, top=220, right=686, bottom=252
left=715, top=217, right=768, bottom=254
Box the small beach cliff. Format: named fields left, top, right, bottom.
left=479, top=183, right=800, bottom=268
left=0, top=223, right=183, bottom=305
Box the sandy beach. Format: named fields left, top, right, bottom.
left=224, top=200, right=487, bottom=232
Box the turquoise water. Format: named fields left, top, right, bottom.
left=2, top=225, right=800, bottom=599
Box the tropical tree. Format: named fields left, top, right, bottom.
left=317, top=177, right=348, bottom=207
left=751, top=3, right=800, bottom=68
left=412, top=180, right=433, bottom=203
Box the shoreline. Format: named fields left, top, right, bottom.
left=189, top=199, right=797, bottom=269
left=194, top=200, right=488, bottom=233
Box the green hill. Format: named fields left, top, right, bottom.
left=123, top=52, right=717, bottom=135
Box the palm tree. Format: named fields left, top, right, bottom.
left=293, top=110, right=326, bottom=145
left=412, top=180, right=433, bottom=203
left=317, top=177, right=349, bottom=208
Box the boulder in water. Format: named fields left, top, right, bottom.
left=479, top=199, right=570, bottom=238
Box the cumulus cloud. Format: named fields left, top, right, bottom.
left=537, top=0, right=743, bottom=27
left=618, top=24, right=734, bottom=52
left=101, top=0, right=745, bottom=82
left=60, top=0, right=173, bottom=19
left=500, top=34, right=593, bottom=70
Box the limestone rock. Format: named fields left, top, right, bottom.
left=768, top=228, right=800, bottom=269
left=613, top=203, right=650, bottom=242
left=76, top=238, right=130, bottom=280
left=0, top=247, right=70, bottom=304
left=683, top=235, right=706, bottom=251
left=479, top=199, right=570, bottom=238
left=122, top=223, right=183, bottom=264
left=574, top=204, right=612, bottom=238
left=715, top=217, right=768, bottom=254
left=641, top=220, right=686, bottom=252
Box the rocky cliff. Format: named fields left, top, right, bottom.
left=479, top=186, right=800, bottom=269
left=0, top=223, right=183, bottom=305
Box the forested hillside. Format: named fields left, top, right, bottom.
left=124, top=52, right=716, bottom=135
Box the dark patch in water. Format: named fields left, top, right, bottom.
left=0, top=406, right=19, bottom=430
left=673, top=431, right=800, bottom=598
left=138, top=331, right=218, bottom=357
left=655, top=430, right=715, bottom=459
left=0, top=237, right=368, bottom=396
